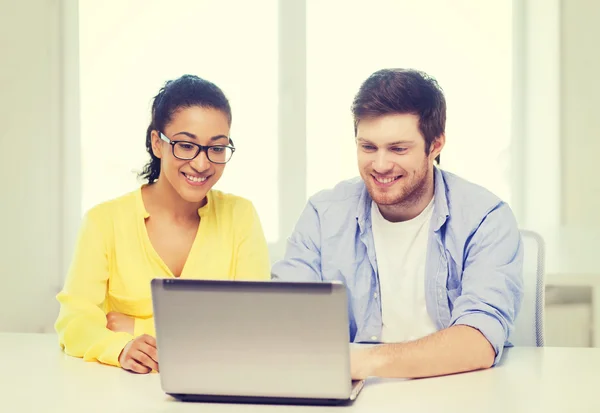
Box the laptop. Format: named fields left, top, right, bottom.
left=150, top=278, right=365, bottom=405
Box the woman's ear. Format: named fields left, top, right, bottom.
left=150, top=130, right=163, bottom=159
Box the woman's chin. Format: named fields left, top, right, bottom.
left=179, top=189, right=209, bottom=204
left=178, top=179, right=216, bottom=202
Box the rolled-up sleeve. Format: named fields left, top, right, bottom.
left=449, top=203, right=524, bottom=366
left=271, top=200, right=323, bottom=282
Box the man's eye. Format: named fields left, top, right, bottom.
left=391, top=147, right=407, bottom=153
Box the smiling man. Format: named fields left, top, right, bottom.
left=271, top=68, right=524, bottom=379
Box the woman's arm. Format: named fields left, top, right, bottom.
left=233, top=200, right=271, bottom=281
left=54, top=208, right=134, bottom=367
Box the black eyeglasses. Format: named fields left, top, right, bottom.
left=160, top=133, right=235, bottom=164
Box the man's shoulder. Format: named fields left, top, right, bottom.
left=440, top=169, right=504, bottom=213
left=439, top=169, right=518, bottom=240
left=307, top=177, right=365, bottom=212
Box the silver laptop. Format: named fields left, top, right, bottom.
left=150, top=278, right=365, bottom=405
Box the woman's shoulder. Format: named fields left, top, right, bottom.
left=207, top=190, right=264, bottom=243
left=208, top=189, right=261, bottom=225
left=209, top=189, right=256, bottom=212
left=83, top=188, right=141, bottom=225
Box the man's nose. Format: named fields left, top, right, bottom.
left=372, top=151, right=393, bottom=174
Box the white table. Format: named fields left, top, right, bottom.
left=539, top=227, right=600, bottom=346
left=1, top=333, right=600, bottom=413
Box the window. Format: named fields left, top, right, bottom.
left=306, top=0, right=513, bottom=205
left=80, top=0, right=515, bottom=253
left=79, top=0, right=279, bottom=242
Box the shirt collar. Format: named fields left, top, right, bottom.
left=356, top=182, right=372, bottom=234
left=431, top=166, right=449, bottom=232
left=197, top=190, right=213, bottom=218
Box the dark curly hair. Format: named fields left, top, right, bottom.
left=139, top=74, right=232, bottom=183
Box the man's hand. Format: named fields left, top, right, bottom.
left=106, top=311, right=134, bottom=335
left=118, top=334, right=159, bottom=374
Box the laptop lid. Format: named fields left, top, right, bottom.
left=151, top=278, right=354, bottom=401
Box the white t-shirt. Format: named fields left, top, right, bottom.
left=370, top=198, right=438, bottom=343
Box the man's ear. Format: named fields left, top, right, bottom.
left=430, top=134, right=445, bottom=162
left=150, top=130, right=163, bottom=159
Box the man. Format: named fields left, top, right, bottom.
left=271, top=68, right=523, bottom=380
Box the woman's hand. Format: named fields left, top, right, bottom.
left=118, top=334, right=159, bottom=374
left=106, top=311, right=134, bottom=335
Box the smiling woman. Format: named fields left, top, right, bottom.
left=54, top=75, right=271, bottom=374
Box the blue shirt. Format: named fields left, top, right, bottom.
left=271, top=167, right=524, bottom=365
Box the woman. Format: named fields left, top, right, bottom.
left=54, top=75, right=271, bottom=374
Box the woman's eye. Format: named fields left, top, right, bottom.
left=178, top=143, right=195, bottom=151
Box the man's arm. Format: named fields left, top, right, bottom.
left=351, top=325, right=494, bottom=379
left=271, top=200, right=323, bottom=282
left=352, top=202, right=524, bottom=379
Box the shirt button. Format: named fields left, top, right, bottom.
left=373, top=292, right=378, bottom=298
left=371, top=336, right=377, bottom=341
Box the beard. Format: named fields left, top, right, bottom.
left=363, top=157, right=432, bottom=209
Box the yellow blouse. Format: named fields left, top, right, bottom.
left=54, top=187, right=271, bottom=367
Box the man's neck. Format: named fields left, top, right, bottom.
left=377, top=172, right=434, bottom=223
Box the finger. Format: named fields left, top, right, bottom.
left=123, top=357, right=151, bottom=374
left=131, top=348, right=159, bottom=372
left=139, top=341, right=159, bottom=363
left=141, top=334, right=157, bottom=347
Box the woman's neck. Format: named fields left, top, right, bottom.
left=143, top=178, right=206, bottom=222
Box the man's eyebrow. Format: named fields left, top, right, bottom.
left=386, top=140, right=414, bottom=146
left=356, top=138, right=414, bottom=146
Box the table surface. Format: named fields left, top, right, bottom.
left=1, top=333, right=600, bottom=413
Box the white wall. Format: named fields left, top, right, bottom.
left=0, top=0, right=65, bottom=332
left=561, top=0, right=600, bottom=227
